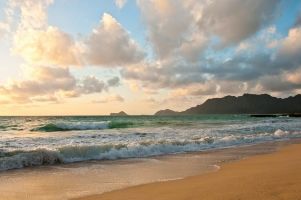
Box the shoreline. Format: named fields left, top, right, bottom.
left=74, top=139, right=301, bottom=200
left=2, top=139, right=290, bottom=173
left=0, top=137, right=293, bottom=173
left=0, top=139, right=300, bottom=200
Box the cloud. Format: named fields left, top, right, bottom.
left=77, top=76, right=106, bottom=94
left=30, top=95, right=59, bottom=103
left=121, top=20, right=301, bottom=99
left=92, top=95, right=124, bottom=103
left=198, top=0, right=280, bottom=47
left=13, top=26, right=82, bottom=66
left=8, top=1, right=146, bottom=69
left=70, top=75, right=121, bottom=97
left=137, top=0, right=280, bottom=60
left=137, top=0, right=206, bottom=60
left=122, top=58, right=208, bottom=90
left=277, top=27, right=301, bottom=65
left=285, top=67, right=301, bottom=85
left=0, top=66, right=121, bottom=104
left=7, top=0, right=82, bottom=66
left=0, top=1, right=127, bottom=105
left=107, top=77, right=120, bottom=87
left=1, top=0, right=301, bottom=110
left=258, top=74, right=301, bottom=92
left=115, top=0, right=127, bottom=9
left=85, top=13, right=145, bottom=67
left=204, top=25, right=301, bottom=93
left=169, top=82, right=218, bottom=97
left=128, top=0, right=284, bottom=102
left=9, top=1, right=144, bottom=68
left=0, top=22, right=9, bottom=40
left=8, top=0, right=53, bottom=29
left=0, top=66, right=76, bottom=103
left=11, top=12, right=144, bottom=67
left=129, top=0, right=281, bottom=103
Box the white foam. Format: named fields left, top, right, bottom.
left=1, top=117, right=301, bottom=171
left=220, top=135, right=236, bottom=141
left=274, top=129, right=289, bottom=137
left=55, top=121, right=109, bottom=130
left=0, top=150, right=62, bottom=171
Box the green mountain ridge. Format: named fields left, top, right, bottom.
left=154, top=94, right=301, bottom=115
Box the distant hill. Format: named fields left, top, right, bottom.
left=110, top=111, right=128, bottom=116
left=154, top=109, right=179, bottom=116
left=154, top=94, right=301, bottom=115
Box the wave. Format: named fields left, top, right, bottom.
left=1, top=129, right=300, bottom=171
left=0, top=141, right=212, bottom=171
left=0, top=149, right=63, bottom=171
left=31, top=121, right=135, bottom=132
left=273, top=129, right=290, bottom=137
left=0, top=124, right=20, bottom=131
left=30, top=119, right=206, bottom=132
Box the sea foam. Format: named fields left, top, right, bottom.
left=1, top=129, right=300, bottom=171
left=1, top=116, right=301, bottom=171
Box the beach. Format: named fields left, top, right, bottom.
left=75, top=141, right=301, bottom=200
left=0, top=140, right=299, bottom=200
left=1, top=0, right=301, bottom=199
left=1, top=115, right=301, bottom=199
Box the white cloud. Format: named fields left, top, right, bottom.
left=278, top=27, right=301, bottom=61
left=115, top=0, right=127, bottom=9
left=1, top=0, right=300, bottom=109
left=14, top=26, right=82, bottom=66
left=137, top=0, right=203, bottom=59
left=7, top=0, right=82, bottom=66
left=8, top=0, right=53, bottom=29
left=0, top=22, right=9, bottom=40
left=285, top=67, right=301, bottom=85
left=137, top=0, right=279, bottom=60
left=85, top=13, right=145, bottom=67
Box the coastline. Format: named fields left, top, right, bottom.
left=0, top=139, right=300, bottom=200
left=74, top=140, right=301, bottom=200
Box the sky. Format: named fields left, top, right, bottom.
left=0, top=0, right=301, bottom=115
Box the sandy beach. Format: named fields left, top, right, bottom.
left=1, top=0, right=301, bottom=200
left=75, top=142, right=301, bottom=200
left=0, top=140, right=294, bottom=200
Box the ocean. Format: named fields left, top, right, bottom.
left=1, top=115, right=301, bottom=171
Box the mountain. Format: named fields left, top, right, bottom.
left=154, top=94, right=301, bottom=115
left=110, top=111, right=128, bottom=116
left=154, top=109, right=179, bottom=116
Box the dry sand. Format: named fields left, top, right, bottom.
left=75, top=143, right=301, bottom=200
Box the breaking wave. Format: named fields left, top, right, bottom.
left=31, top=121, right=134, bottom=132
left=1, top=129, right=300, bottom=171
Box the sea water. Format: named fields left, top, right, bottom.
left=0, top=115, right=301, bottom=171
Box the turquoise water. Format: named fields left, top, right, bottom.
left=0, top=115, right=301, bottom=171
left=0, top=115, right=252, bottom=131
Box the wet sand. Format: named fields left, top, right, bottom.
left=0, top=141, right=298, bottom=200
left=75, top=141, right=301, bottom=200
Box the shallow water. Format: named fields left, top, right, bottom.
left=0, top=115, right=301, bottom=171
left=0, top=141, right=291, bottom=200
